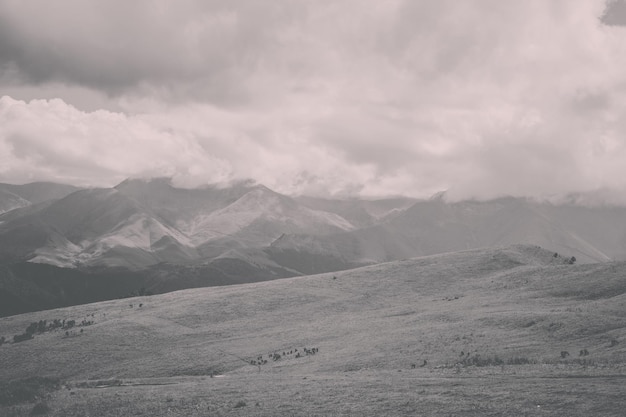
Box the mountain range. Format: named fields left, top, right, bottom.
left=1, top=177, right=626, bottom=316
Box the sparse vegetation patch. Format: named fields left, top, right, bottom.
left=29, top=402, right=50, bottom=416
left=4, top=316, right=97, bottom=346
left=234, top=346, right=321, bottom=372
left=13, top=333, right=33, bottom=343
left=0, top=377, right=61, bottom=406
left=449, top=352, right=538, bottom=368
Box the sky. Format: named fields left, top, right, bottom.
left=1, top=0, right=626, bottom=201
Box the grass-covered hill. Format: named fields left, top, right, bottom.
left=1, top=245, right=625, bottom=416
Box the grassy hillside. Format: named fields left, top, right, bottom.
left=0, top=258, right=298, bottom=318
left=1, top=245, right=625, bottom=416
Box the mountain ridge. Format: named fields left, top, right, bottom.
left=3, top=178, right=626, bottom=269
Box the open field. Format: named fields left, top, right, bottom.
left=1, top=245, right=625, bottom=416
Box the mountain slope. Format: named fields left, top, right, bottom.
left=271, top=196, right=626, bottom=271
left=0, top=253, right=299, bottom=317
left=0, top=182, right=80, bottom=215
left=295, top=195, right=417, bottom=228
left=0, top=188, right=30, bottom=214
left=0, top=179, right=358, bottom=269
left=184, top=186, right=354, bottom=247
left=1, top=245, right=625, bottom=416
left=0, top=182, right=80, bottom=205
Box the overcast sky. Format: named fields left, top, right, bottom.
left=1, top=0, right=626, bottom=200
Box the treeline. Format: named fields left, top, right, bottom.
left=1, top=316, right=95, bottom=346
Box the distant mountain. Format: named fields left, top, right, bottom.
left=0, top=178, right=361, bottom=269
left=295, top=195, right=417, bottom=228
left=0, top=188, right=29, bottom=214
left=3, top=179, right=626, bottom=271
left=270, top=196, right=626, bottom=268
left=0, top=182, right=80, bottom=215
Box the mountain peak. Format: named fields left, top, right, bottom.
left=429, top=191, right=447, bottom=201
left=114, top=177, right=174, bottom=190
left=114, top=176, right=276, bottom=194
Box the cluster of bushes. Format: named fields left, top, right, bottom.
left=250, top=356, right=269, bottom=366
left=455, top=352, right=536, bottom=367
left=4, top=317, right=96, bottom=345
left=450, top=348, right=594, bottom=368
left=268, top=346, right=319, bottom=362
left=458, top=354, right=501, bottom=367
left=561, top=348, right=592, bottom=359
left=553, top=252, right=577, bottom=264
left=13, top=333, right=33, bottom=343
left=248, top=346, right=320, bottom=369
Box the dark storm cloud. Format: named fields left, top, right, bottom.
left=602, top=0, right=626, bottom=26
left=0, top=0, right=302, bottom=103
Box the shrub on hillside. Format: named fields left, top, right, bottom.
left=459, top=354, right=504, bottom=367
left=506, top=356, right=536, bottom=365
left=25, top=322, right=38, bottom=336
left=456, top=354, right=535, bottom=367
left=30, top=402, right=50, bottom=416
left=13, top=333, right=34, bottom=343
left=37, top=320, right=47, bottom=333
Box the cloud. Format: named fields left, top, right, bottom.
left=602, top=0, right=626, bottom=25
left=1, top=1, right=626, bottom=200
left=0, top=96, right=232, bottom=187
left=0, top=0, right=302, bottom=104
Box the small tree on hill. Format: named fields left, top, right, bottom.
left=25, top=322, right=38, bottom=336
left=14, top=333, right=33, bottom=343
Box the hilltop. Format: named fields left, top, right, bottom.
left=1, top=245, right=625, bottom=416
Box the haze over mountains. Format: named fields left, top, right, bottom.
left=2, top=177, right=626, bottom=316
